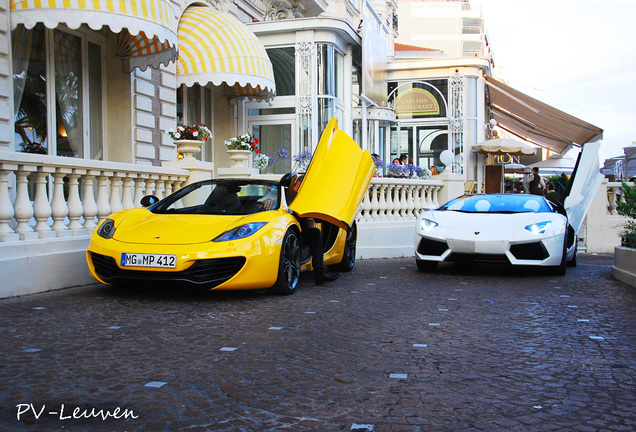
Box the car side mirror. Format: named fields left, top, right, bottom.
left=140, top=195, right=159, bottom=207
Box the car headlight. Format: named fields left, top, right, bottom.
left=213, top=222, right=268, bottom=242
left=97, top=218, right=116, bottom=239
left=419, top=218, right=438, bottom=232
left=525, top=221, right=551, bottom=234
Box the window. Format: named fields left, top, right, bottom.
left=462, top=41, right=482, bottom=57
left=252, top=124, right=293, bottom=174
left=267, top=47, right=295, bottom=96
left=12, top=24, right=104, bottom=159
left=462, top=18, right=482, bottom=35
left=317, top=44, right=345, bottom=132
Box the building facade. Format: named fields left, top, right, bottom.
left=3, top=0, right=400, bottom=172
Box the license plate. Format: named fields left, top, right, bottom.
left=121, top=253, right=176, bottom=268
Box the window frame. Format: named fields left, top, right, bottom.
left=13, top=24, right=106, bottom=159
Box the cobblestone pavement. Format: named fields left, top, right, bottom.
left=1, top=253, right=635, bottom=432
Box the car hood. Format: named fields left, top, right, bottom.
left=111, top=209, right=255, bottom=245
left=289, top=118, right=375, bottom=231
left=563, top=141, right=604, bottom=232
left=428, top=210, right=557, bottom=230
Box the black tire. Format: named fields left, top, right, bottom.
left=416, top=259, right=438, bottom=272
left=567, top=239, right=578, bottom=267
left=548, top=236, right=567, bottom=276
left=331, top=222, right=357, bottom=272
left=271, top=229, right=301, bottom=295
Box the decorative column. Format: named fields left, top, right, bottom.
left=66, top=169, right=86, bottom=235
left=50, top=168, right=72, bottom=237
left=121, top=174, right=135, bottom=210
left=133, top=176, right=148, bottom=207
left=0, top=165, right=19, bottom=242
left=296, top=41, right=314, bottom=153
left=14, top=165, right=37, bottom=240
left=378, top=184, right=388, bottom=221
left=82, top=171, right=99, bottom=231
left=109, top=173, right=123, bottom=214
left=96, top=173, right=112, bottom=224
left=413, top=185, right=422, bottom=216
left=406, top=185, right=416, bottom=220
left=370, top=184, right=380, bottom=221
left=145, top=177, right=156, bottom=198
left=449, top=74, right=466, bottom=175
left=33, top=166, right=54, bottom=238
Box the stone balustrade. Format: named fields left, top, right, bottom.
left=606, top=181, right=632, bottom=215
left=358, top=177, right=444, bottom=222
left=0, top=149, right=631, bottom=254
left=0, top=151, right=189, bottom=242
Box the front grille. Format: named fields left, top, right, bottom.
left=447, top=253, right=509, bottom=264
left=417, top=238, right=449, bottom=256
left=89, top=252, right=245, bottom=287
left=510, top=242, right=549, bottom=261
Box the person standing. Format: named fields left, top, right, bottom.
left=261, top=174, right=341, bottom=285
left=528, top=167, right=546, bottom=195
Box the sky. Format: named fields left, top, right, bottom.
left=474, top=0, right=636, bottom=162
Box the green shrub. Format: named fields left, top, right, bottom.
left=617, top=182, right=636, bottom=237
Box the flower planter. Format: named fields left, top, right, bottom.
left=612, top=244, right=636, bottom=288
left=621, top=235, right=636, bottom=248
left=176, top=139, right=205, bottom=161
left=226, top=149, right=252, bottom=168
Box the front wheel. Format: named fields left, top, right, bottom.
left=332, top=222, right=357, bottom=272
left=271, top=229, right=301, bottom=295
left=567, top=239, right=578, bottom=267
left=548, top=236, right=567, bottom=276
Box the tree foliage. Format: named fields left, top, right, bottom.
left=617, top=182, right=636, bottom=236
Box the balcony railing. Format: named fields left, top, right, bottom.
left=0, top=151, right=189, bottom=242
left=0, top=153, right=447, bottom=243
left=606, top=181, right=633, bottom=215
left=358, top=177, right=443, bottom=222
left=1, top=150, right=630, bottom=255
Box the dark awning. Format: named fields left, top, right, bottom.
left=485, top=76, right=603, bottom=154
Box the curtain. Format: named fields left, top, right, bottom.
left=54, top=30, right=83, bottom=157
left=12, top=25, right=32, bottom=117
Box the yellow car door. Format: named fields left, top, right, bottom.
left=289, top=118, right=375, bottom=231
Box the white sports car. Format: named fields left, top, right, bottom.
left=415, top=142, right=604, bottom=275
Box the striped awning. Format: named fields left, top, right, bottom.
left=10, top=0, right=178, bottom=71
left=177, top=6, right=275, bottom=102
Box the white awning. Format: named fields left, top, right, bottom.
left=472, top=138, right=538, bottom=156
left=485, top=76, right=603, bottom=154
left=10, top=0, right=178, bottom=71
left=176, top=6, right=275, bottom=102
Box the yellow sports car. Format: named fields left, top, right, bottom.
left=86, top=119, right=374, bottom=294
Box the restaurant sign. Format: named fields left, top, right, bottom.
left=395, top=88, right=440, bottom=117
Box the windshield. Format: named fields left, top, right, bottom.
left=438, top=194, right=553, bottom=214
left=150, top=180, right=280, bottom=215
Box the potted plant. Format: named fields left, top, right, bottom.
left=166, top=124, right=212, bottom=160
left=224, top=134, right=259, bottom=167
left=612, top=181, right=636, bottom=288
left=617, top=181, right=636, bottom=247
